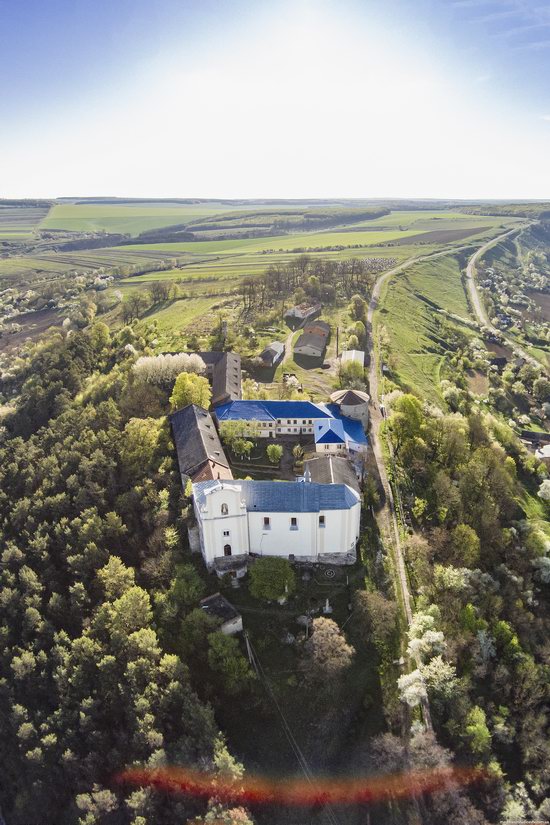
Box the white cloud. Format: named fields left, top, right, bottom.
left=2, top=2, right=550, bottom=199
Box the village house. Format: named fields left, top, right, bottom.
left=284, top=301, right=321, bottom=327
left=294, top=319, right=330, bottom=359
left=192, top=477, right=361, bottom=575
left=170, top=404, right=233, bottom=483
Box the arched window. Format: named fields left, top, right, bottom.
left=224, top=544, right=232, bottom=556
left=221, top=503, right=228, bottom=515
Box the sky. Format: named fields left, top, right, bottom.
left=1, top=0, right=550, bottom=199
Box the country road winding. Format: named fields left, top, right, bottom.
left=364, top=224, right=538, bottom=729
left=365, top=254, right=433, bottom=728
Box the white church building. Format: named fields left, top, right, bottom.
left=192, top=476, right=361, bottom=575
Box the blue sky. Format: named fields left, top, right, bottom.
left=1, top=0, right=550, bottom=198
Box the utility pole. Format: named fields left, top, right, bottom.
left=243, top=631, right=259, bottom=675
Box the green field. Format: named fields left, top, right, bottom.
left=2, top=204, right=521, bottom=366
left=40, top=203, right=229, bottom=236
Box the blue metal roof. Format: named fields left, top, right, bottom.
left=214, top=400, right=334, bottom=421
left=193, top=479, right=359, bottom=512
left=314, top=419, right=346, bottom=444
left=327, top=404, right=368, bottom=447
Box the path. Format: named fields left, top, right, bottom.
left=365, top=225, right=534, bottom=728
left=465, top=225, right=542, bottom=369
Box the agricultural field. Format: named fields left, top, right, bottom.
left=1, top=203, right=522, bottom=363
left=40, top=203, right=253, bottom=236
left=0, top=205, right=50, bottom=241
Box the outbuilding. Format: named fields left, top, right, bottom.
left=200, top=593, right=243, bottom=635
left=259, top=341, right=285, bottom=367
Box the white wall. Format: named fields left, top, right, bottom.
left=195, top=483, right=361, bottom=563
left=194, top=483, right=249, bottom=565
left=246, top=500, right=360, bottom=558
left=340, top=402, right=369, bottom=428
left=315, top=442, right=346, bottom=455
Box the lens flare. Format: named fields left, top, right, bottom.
left=115, top=764, right=485, bottom=807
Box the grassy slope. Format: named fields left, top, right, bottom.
left=377, top=253, right=475, bottom=402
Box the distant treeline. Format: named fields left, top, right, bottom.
left=0, top=199, right=53, bottom=208
left=187, top=206, right=390, bottom=234
left=463, top=203, right=550, bottom=219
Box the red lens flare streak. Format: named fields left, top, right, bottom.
left=115, top=764, right=485, bottom=807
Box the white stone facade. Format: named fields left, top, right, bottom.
left=193, top=479, right=361, bottom=568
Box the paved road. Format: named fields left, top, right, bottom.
left=464, top=225, right=542, bottom=369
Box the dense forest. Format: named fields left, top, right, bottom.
left=0, top=324, right=259, bottom=824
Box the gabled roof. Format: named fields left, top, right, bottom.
left=294, top=332, right=326, bottom=353
left=341, top=349, right=365, bottom=366
left=304, top=456, right=360, bottom=492
left=260, top=340, right=285, bottom=357
left=211, top=352, right=242, bottom=405
left=326, top=404, right=368, bottom=446
left=193, top=479, right=360, bottom=512
left=200, top=593, right=240, bottom=623
left=314, top=419, right=346, bottom=444
left=304, top=319, right=330, bottom=336
left=330, top=389, right=370, bottom=406
left=214, top=400, right=335, bottom=420
left=170, top=404, right=232, bottom=482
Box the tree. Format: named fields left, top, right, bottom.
left=220, top=420, right=260, bottom=448
left=292, top=444, right=304, bottom=461
left=233, top=439, right=253, bottom=460
left=397, top=669, right=427, bottom=707
left=134, top=353, right=206, bottom=386
left=338, top=359, right=365, bottom=389
left=353, top=590, right=398, bottom=650
left=249, top=557, right=296, bottom=602
left=448, top=523, right=480, bottom=567
left=407, top=610, right=445, bottom=662
left=350, top=294, right=366, bottom=321
left=347, top=334, right=360, bottom=351
left=301, top=618, right=354, bottom=691
left=170, top=372, right=211, bottom=410
left=97, top=557, right=135, bottom=601
left=120, top=417, right=164, bottom=477
left=207, top=633, right=254, bottom=695
left=266, top=443, right=283, bottom=465
left=420, top=656, right=460, bottom=701
left=464, top=705, right=492, bottom=757
left=533, top=376, right=550, bottom=403
left=538, top=479, right=550, bottom=501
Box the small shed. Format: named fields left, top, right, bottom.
left=200, top=593, right=243, bottom=635
left=259, top=341, right=285, bottom=367
left=341, top=350, right=365, bottom=367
